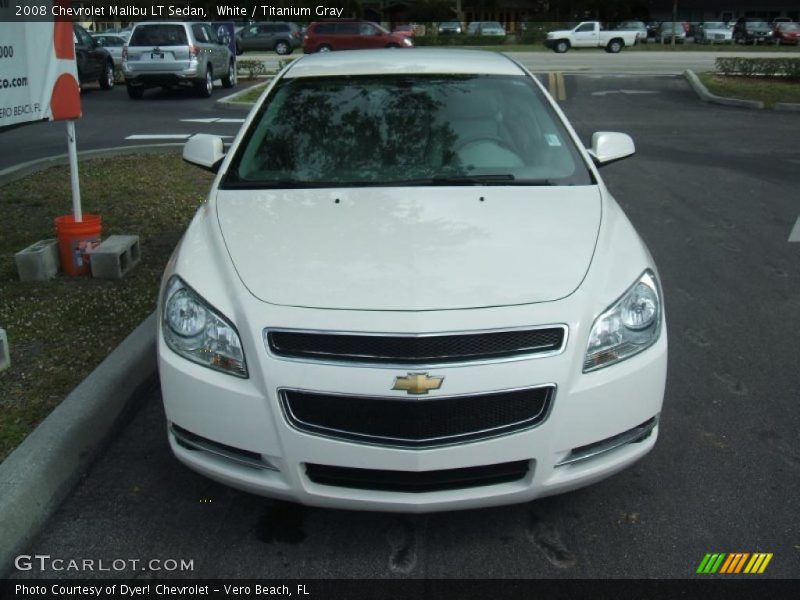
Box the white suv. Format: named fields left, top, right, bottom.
left=123, top=21, right=235, bottom=99
left=161, top=49, right=667, bottom=512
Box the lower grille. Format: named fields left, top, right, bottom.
left=281, top=386, right=553, bottom=448
left=305, top=460, right=531, bottom=493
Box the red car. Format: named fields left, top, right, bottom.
left=773, top=22, right=800, bottom=45
left=303, top=21, right=414, bottom=53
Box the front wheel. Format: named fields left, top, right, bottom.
left=99, top=61, right=114, bottom=90
left=221, top=61, right=236, bottom=88
left=554, top=40, right=569, bottom=53
left=274, top=40, right=291, bottom=55
left=196, top=67, right=213, bottom=98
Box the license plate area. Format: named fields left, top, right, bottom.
left=151, top=52, right=165, bottom=59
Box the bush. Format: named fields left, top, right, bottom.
left=715, top=57, right=800, bottom=79
left=236, top=59, right=267, bottom=80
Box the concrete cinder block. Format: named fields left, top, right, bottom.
left=0, top=328, right=9, bottom=372
left=88, top=235, right=141, bottom=279
left=14, top=239, right=59, bottom=282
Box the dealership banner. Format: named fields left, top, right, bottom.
left=0, top=2, right=81, bottom=129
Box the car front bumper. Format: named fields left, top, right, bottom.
left=158, top=302, right=667, bottom=513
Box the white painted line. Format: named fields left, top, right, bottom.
left=591, top=90, right=659, bottom=96
left=125, top=134, right=191, bottom=140
left=180, top=118, right=245, bottom=124
left=789, top=216, right=800, bottom=242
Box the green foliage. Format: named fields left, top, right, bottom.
left=237, top=59, right=267, bottom=80
left=715, top=57, right=800, bottom=79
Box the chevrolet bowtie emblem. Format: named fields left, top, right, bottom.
left=392, top=372, right=444, bottom=395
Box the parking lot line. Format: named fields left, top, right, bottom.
left=556, top=72, right=567, bottom=101
left=125, top=134, right=192, bottom=140
left=790, top=217, right=800, bottom=242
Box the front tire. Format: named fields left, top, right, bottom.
left=196, top=67, right=213, bottom=98
left=317, top=44, right=332, bottom=53
left=274, top=40, right=291, bottom=55
left=99, top=61, right=114, bottom=90
left=221, top=61, right=236, bottom=88
left=554, top=40, right=570, bottom=53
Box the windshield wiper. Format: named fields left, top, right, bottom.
left=383, top=174, right=557, bottom=186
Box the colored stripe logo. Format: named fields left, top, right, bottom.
left=697, top=553, right=773, bottom=574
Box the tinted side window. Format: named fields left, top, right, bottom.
left=337, top=23, right=359, bottom=34
left=576, top=23, right=594, bottom=32
left=192, top=24, right=209, bottom=42
left=315, top=23, right=335, bottom=34
left=277, top=24, right=290, bottom=32
left=204, top=24, right=218, bottom=43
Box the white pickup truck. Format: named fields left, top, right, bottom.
left=545, top=21, right=638, bottom=53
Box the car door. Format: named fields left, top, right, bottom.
left=203, top=24, right=227, bottom=73
left=358, top=22, right=385, bottom=48
left=239, top=25, right=258, bottom=51
left=73, top=25, right=100, bottom=82
left=334, top=22, right=360, bottom=49
left=572, top=22, right=599, bottom=47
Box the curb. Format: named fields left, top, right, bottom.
left=0, top=143, right=183, bottom=187
left=214, top=78, right=271, bottom=111
left=774, top=102, right=800, bottom=112
left=0, top=313, right=157, bottom=577
left=683, top=69, right=765, bottom=109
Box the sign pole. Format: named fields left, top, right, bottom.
left=66, top=119, right=82, bottom=222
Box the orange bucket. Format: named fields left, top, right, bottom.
left=54, top=214, right=102, bottom=276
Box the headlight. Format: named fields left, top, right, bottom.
left=162, top=276, right=248, bottom=378
left=584, top=270, right=662, bottom=372
left=403, top=37, right=413, bottom=46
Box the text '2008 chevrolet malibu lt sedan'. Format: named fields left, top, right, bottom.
left=159, top=49, right=667, bottom=513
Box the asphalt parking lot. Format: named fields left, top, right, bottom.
left=9, top=72, right=800, bottom=579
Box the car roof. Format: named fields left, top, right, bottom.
left=284, top=49, right=526, bottom=79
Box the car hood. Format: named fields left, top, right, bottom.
left=215, top=186, right=602, bottom=311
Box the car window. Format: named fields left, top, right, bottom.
left=74, top=26, right=93, bottom=47
left=359, top=23, right=378, bottom=35
left=337, top=23, right=359, bottom=34
left=315, top=23, right=336, bottom=34
left=131, top=25, right=188, bottom=46
left=225, top=75, right=593, bottom=189
left=203, top=24, right=218, bottom=43
left=192, top=24, right=209, bottom=42
left=277, top=24, right=290, bottom=32
left=576, top=23, right=595, bottom=32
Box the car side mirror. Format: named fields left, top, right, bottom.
left=183, top=134, right=225, bottom=173
left=587, top=132, right=635, bottom=166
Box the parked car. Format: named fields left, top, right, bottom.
left=73, top=24, right=115, bottom=90
left=613, top=20, right=648, bottom=43
left=658, top=22, right=687, bottom=43
left=171, top=48, right=667, bottom=511
left=235, top=22, right=301, bottom=55
left=545, top=21, right=637, bottom=53
left=302, top=21, right=413, bottom=53
left=733, top=19, right=774, bottom=44
left=437, top=21, right=462, bottom=35
left=773, top=22, right=800, bottom=45
left=694, top=22, right=733, bottom=44
left=91, top=33, right=127, bottom=66
left=122, top=21, right=236, bottom=99
left=466, top=21, right=507, bottom=36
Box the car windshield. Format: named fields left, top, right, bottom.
left=130, top=25, right=188, bottom=46
left=703, top=22, right=726, bottom=28
left=747, top=22, right=770, bottom=28
left=223, top=74, right=593, bottom=189
left=781, top=23, right=800, bottom=30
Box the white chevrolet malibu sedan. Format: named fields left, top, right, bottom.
left=158, top=49, right=667, bottom=512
